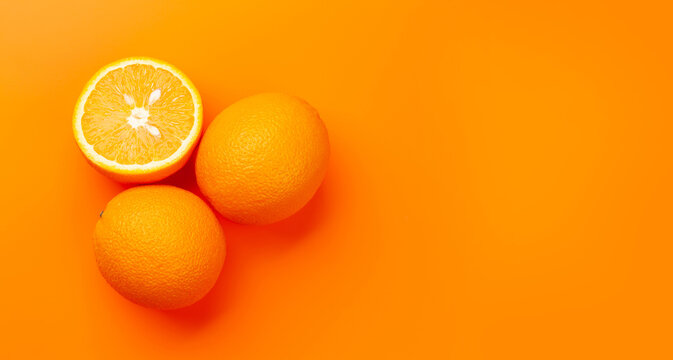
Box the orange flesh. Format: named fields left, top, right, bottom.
left=81, top=64, right=195, bottom=165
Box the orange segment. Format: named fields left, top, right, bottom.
left=73, top=57, right=202, bottom=183
left=81, top=65, right=195, bottom=165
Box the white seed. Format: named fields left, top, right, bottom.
left=148, top=89, right=161, bottom=106
left=146, top=124, right=161, bottom=137
left=123, top=94, right=135, bottom=106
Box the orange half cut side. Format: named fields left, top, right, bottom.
left=73, top=57, right=202, bottom=183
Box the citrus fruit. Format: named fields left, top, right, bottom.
left=73, top=57, right=202, bottom=183
left=94, top=185, right=225, bottom=310
left=195, top=93, right=330, bottom=225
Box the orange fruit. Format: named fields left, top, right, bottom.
left=73, top=57, right=202, bottom=183
left=94, top=185, right=225, bottom=310
left=195, top=93, right=330, bottom=225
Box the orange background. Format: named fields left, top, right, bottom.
left=1, top=0, right=672, bottom=358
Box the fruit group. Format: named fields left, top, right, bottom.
left=94, top=185, right=225, bottom=310
left=73, top=57, right=202, bottom=183
left=195, top=93, right=330, bottom=225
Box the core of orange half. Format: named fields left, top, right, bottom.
left=73, top=57, right=202, bottom=183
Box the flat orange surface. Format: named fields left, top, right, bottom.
left=1, top=1, right=672, bottom=358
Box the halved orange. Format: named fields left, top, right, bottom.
left=73, top=57, right=202, bottom=183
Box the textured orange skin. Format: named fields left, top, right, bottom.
left=94, top=185, right=226, bottom=310
left=196, top=93, right=330, bottom=225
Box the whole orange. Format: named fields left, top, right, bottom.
left=94, top=185, right=226, bottom=310
left=195, top=93, right=330, bottom=225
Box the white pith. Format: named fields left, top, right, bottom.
left=73, top=58, right=201, bottom=172
left=126, top=106, right=161, bottom=137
